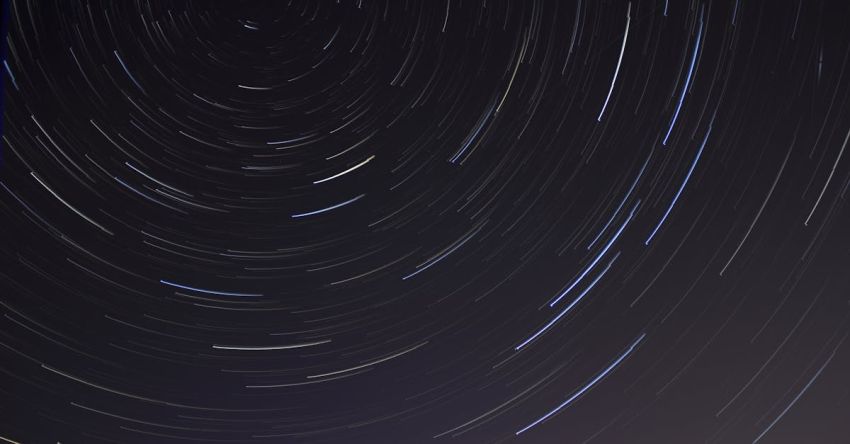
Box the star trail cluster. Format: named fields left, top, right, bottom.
left=2, top=0, right=850, bottom=442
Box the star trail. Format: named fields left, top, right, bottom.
left=2, top=0, right=850, bottom=443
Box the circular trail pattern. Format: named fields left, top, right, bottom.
left=2, top=1, right=850, bottom=442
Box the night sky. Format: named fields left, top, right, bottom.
left=2, top=0, right=850, bottom=443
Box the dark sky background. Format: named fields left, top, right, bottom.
left=2, top=0, right=850, bottom=443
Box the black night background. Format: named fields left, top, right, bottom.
left=2, top=1, right=850, bottom=443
